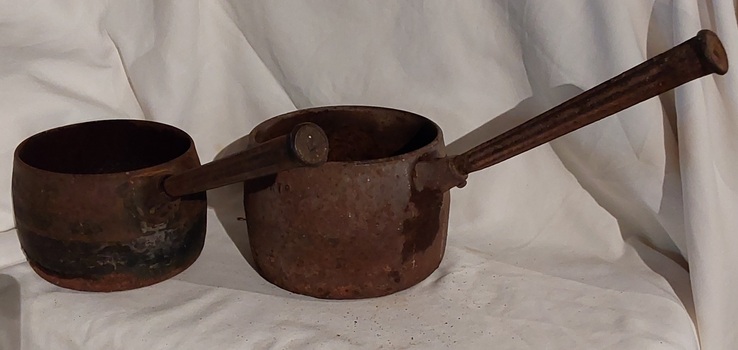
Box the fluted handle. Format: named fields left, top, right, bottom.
left=452, top=29, right=728, bottom=176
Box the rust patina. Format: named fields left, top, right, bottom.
left=242, top=30, right=728, bottom=299
left=12, top=120, right=329, bottom=292
left=245, top=107, right=450, bottom=299
left=13, top=120, right=206, bottom=292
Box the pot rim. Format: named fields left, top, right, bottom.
left=250, top=105, right=446, bottom=166
left=13, top=118, right=197, bottom=178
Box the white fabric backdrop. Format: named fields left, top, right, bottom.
left=0, top=1, right=736, bottom=349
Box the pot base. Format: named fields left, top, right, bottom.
left=26, top=240, right=203, bottom=292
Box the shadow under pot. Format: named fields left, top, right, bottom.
left=12, top=119, right=328, bottom=292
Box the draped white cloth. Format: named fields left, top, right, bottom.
left=0, top=1, right=736, bottom=348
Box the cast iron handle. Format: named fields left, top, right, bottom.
left=416, top=29, right=728, bottom=191
left=163, top=122, right=329, bottom=197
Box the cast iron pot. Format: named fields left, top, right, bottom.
left=12, top=119, right=327, bottom=292
left=242, top=30, right=728, bottom=299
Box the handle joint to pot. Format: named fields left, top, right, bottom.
left=413, top=157, right=468, bottom=193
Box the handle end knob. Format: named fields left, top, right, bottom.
left=290, top=122, right=329, bottom=166
left=697, top=29, right=729, bottom=75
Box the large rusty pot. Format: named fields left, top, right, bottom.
left=13, top=119, right=327, bottom=292
left=243, top=30, right=728, bottom=299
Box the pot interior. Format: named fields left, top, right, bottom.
left=254, top=107, right=439, bottom=162
left=17, top=120, right=192, bottom=174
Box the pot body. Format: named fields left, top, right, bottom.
left=244, top=106, right=449, bottom=299
left=12, top=120, right=207, bottom=292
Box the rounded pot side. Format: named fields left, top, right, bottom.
left=244, top=106, right=451, bottom=299
left=12, top=119, right=208, bottom=292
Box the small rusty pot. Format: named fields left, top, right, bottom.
left=243, top=30, right=728, bottom=299
left=244, top=107, right=454, bottom=299
left=13, top=119, right=327, bottom=292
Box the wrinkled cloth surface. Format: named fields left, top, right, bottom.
left=0, top=1, right=736, bottom=349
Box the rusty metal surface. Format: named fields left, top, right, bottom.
left=240, top=31, right=728, bottom=300
left=244, top=106, right=450, bottom=299
left=12, top=120, right=207, bottom=292
left=163, top=122, right=329, bottom=198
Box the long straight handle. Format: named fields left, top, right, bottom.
left=452, top=29, right=728, bottom=176
left=163, top=122, right=328, bottom=197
